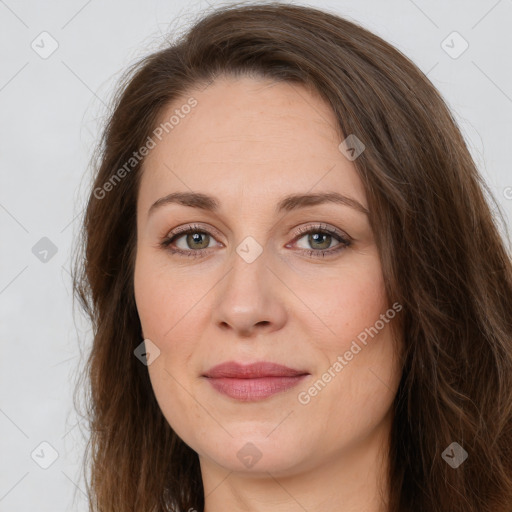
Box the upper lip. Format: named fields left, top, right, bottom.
left=203, top=361, right=309, bottom=379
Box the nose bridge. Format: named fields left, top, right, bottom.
left=211, top=239, right=286, bottom=336
left=223, top=240, right=270, bottom=312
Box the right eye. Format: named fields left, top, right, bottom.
left=160, top=224, right=222, bottom=258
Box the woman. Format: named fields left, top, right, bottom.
left=72, top=2, right=512, bottom=511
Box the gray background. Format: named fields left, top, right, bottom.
left=1, top=0, right=511, bottom=510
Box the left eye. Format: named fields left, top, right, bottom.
left=295, top=231, right=340, bottom=251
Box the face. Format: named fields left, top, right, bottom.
left=133, top=75, right=403, bottom=477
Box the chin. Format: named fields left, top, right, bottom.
left=197, top=434, right=310, bottom=475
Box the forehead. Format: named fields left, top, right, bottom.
left=138, top=76, right=366, bottom=211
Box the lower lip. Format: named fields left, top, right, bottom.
left=205, top=375, right=309, bottom=401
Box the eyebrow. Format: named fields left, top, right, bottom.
left=148, top=191, right=369, bottom=217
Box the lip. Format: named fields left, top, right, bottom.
left=202, top=361, right=310, bottom=401
left=204, top=361, right=308, bottom=379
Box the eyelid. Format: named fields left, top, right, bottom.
left=290, top=222, right=351, bottom=244
left=165, top=222, right=224, bottom=242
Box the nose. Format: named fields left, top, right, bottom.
left=211, top=248, right=287, bottom=338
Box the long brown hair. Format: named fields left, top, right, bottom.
left=72, top=2, right=512, bottom=511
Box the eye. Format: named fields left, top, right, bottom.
left=288, top=223, right=351, bottom=258
left=160, top=223, right=220, bottom=257
left=174, top=231, right=213, bottom=251
left=296, top=231, right=338, bottom=250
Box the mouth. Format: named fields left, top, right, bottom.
left=202, top=361, right=310, bottom=401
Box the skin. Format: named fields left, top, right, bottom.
left=133, top=75, right=403, bottom=512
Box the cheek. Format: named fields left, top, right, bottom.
left=134, top=250, right=163, bottom=335
left=133, top=250, right=200, bottom=340
left=298, top=256, right=388, bottom=353
left=294, top=253, right=399, bottom=416
left=309, top=264, right=401, bottom=432
left=134, top=254, right=203, bottom=437
left=133, top=250, right=208, bottom=380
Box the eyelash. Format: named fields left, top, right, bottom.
left=159, top=223, right=351, bottom=259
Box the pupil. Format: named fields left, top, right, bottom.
left=187, top=232, right=209, bottom=249
left=309, top=233, right=330, bottom=249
